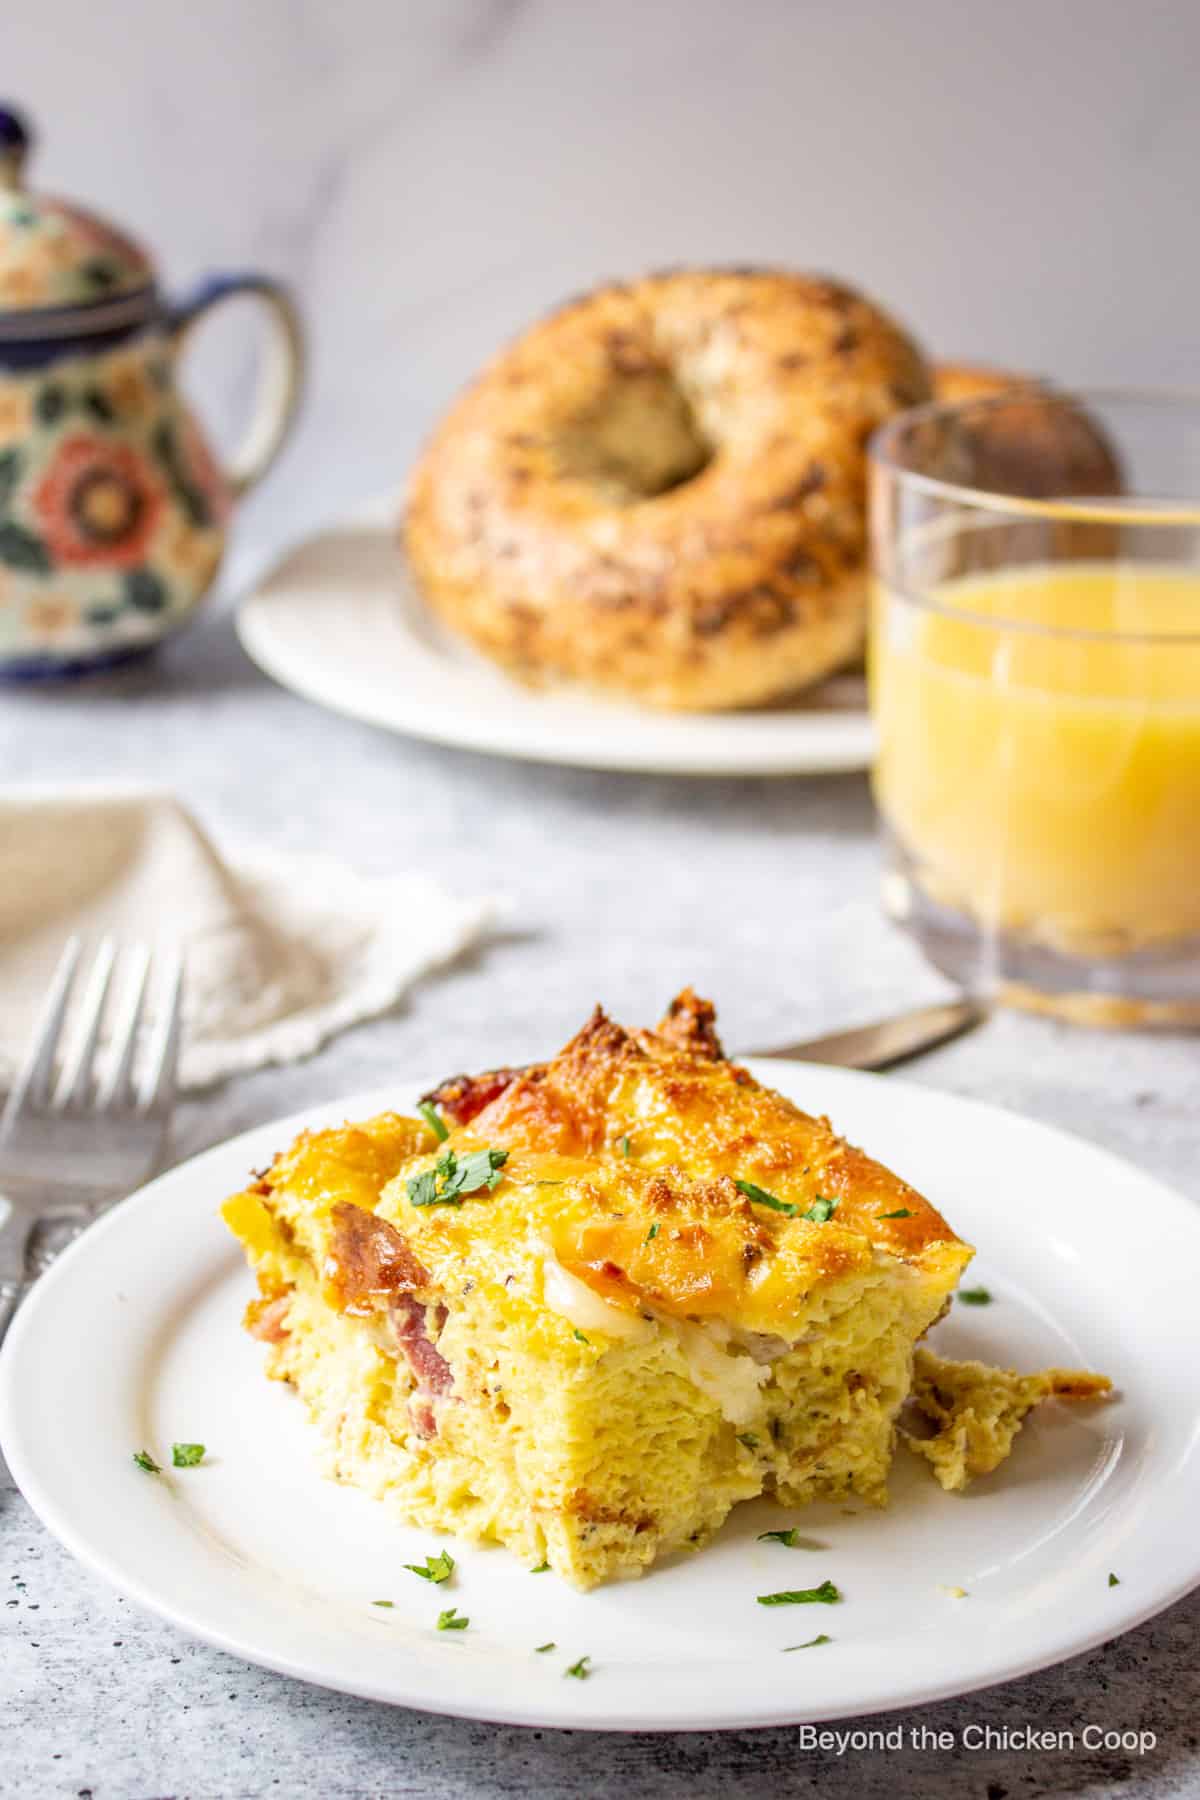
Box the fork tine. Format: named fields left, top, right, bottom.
left=53, top=937, right=117, bottom=1111
left=0, top=936, right=82, bottom=1136
left=137, top=947, right=183, bottom=1116
left=95, top=941, right=151, bottom=1111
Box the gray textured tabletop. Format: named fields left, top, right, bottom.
left=2, top=604, right=1197, bottom=1800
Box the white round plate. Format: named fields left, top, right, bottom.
left=236, top=498, right=873, bottom=776
left=2, top=1063, right=1196, bottom=1731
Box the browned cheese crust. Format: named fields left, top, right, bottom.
left=425, top=987, right=968, bottom=1323
left=405, top=269, right=931, bottom=710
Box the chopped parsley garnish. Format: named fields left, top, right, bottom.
left=535, top=1641, right=556, bottom=1653
left=784, top=1634, right=832, bottom=1651
left=737, top=1432, right=759, bottom=1450
left=437, top=1607, right=468, bottom=1630
left=372, top=1600, right=394, bottom=1607
left=407, top=1146, right=508, bottom=1208
left=735, top=1178, right=798, bottom=1217
left=535, top=1178, right=564, bottom=1187
left=132, top=1450, right=161, bottom=1475
left=645, top=1222, right=660, bottom=1242
left=758, top=1528, right=807, bottom=1547
left=531, top=1561, right=550, bottom=1574
left=958, top=1286, right=992, bottom=1305
left=620, top=1136, right=632, bottom=1157
left=757, top=1580, right=841, bottom=1606
left=418, top=1101, right=450, bottom=1142
left=564, top=1655, right=591, bottom=1679
left=801, top=1196, right=837, bottom=1223
left=573, top=1329, right=591, bottom=1346
left=736, top=1180, right=838, bottom=1223
left=171, top=1442, right=205, bottom=1468
left=1109, top=1571, right=1120, bottom=1587
left=404, top=1550, right=455, bottom=1584
left=877, top=1208, right=913, bottom=1220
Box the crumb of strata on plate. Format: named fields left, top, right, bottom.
left=221, top=987, right=1109, bottom=1589
left=902, top=1348, right=1113, bottom=1492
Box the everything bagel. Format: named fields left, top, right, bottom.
left=405, top=269, right=931, bottom=711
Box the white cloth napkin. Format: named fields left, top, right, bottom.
left=0, top=787, right=494, bottom=1090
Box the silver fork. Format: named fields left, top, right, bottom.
left=0, top=936, right=183, bottom=1348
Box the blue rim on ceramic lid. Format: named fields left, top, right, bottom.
left=0, top=105, right=159, bottom=362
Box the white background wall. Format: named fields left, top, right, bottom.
left=8, top=0, right=1198, bottom=561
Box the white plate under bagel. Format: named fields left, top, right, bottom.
left=2, top=1062, right=1197, bottom=1731
left=236, top=497, right=873, bottom=776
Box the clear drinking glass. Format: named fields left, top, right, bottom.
left=869, top=388, right=1200, bottom=1026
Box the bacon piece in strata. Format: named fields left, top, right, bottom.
left=424, top=991, right=728, bottom=1155
left=390, top=1295, right=454, bottom=1437
left=422, top=1064, right=532, bottom=1126
left=409, top=1399, right=438, bottom=1440
left=325, top=1200, right=431, bottom=1314
left=647, top=987, right=725, bottom=1060
left=246, top=1293, right=290, bottom=1343
left=391, top=1296, right=453, bottom=1394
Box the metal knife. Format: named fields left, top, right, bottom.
left=739, top=997, right=986, bottom=1071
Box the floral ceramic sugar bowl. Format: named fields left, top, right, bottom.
left=0, top=106, right=303, bottom=677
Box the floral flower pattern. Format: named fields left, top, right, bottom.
left=0, top=335, right=230, bottom=660
left=32, top=434, right=164, bottom=567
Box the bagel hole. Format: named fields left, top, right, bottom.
left=555, top=369, right=712, bottom=503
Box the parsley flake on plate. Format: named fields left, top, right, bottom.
left=371, top=1600, right=394, bottom=1608
left=958, top=1286, right=992, bottom=1305
left=1109, top=1571, right=1121, bottom=1587
left=573, top=1329, right=590, bottom=1345
left=171, top=1442, right=205, bottom=1468
left=757, top=1580, right=841, bottom=1606
left=564, top=1655, right=592, bottom=1679
left=437, top=1608, right=468, bottom=1630
left=535, top=1641, right=556, bottom=1653
left=531, top=1561, right=550, bottom=1574
left=784, top=1634, right=832, bottom=1651
left=408, top=1146, right=508, bottom=1208
left=132, top=1450, right=161, bottom=1475
left=758, top=1528, right=815, bottom=1547
left=417, top=1101, right=450, bottom=1142
left=877, top=1208, right=913, bottom=1220
left=404, top=1550, right=455, bottom=1584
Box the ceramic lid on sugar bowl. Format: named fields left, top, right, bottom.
left=0, top=106, right=156, bottom=341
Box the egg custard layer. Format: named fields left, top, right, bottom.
left=223, top=991, right=1105, bottom=1589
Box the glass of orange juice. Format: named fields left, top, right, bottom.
left=869, top=388, right=1200, bottom=1026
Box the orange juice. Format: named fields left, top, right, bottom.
left=871, top=562, right=1200, bottom=955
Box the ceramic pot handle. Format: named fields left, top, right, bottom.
left=169, top=274, right=304, bottom=499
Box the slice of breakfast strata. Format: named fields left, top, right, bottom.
left=223, top=991, right=1107, bottom=1589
